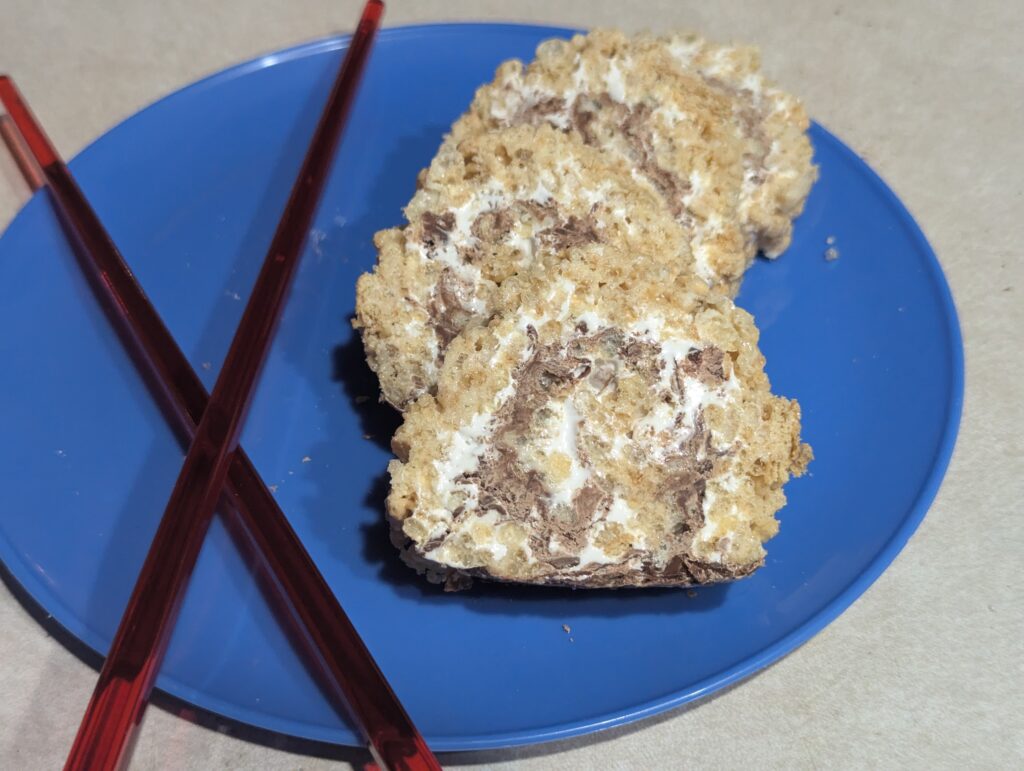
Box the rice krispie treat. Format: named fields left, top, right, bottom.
left=355, top=123, right=697, bottom=409
left=387, top=261, right=811, bottom=589
left=450, top=29, right=817, bottom=292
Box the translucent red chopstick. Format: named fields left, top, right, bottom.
left=0, top=114, right=45, bottom=189
left=1, top=3, right=437, bottom=769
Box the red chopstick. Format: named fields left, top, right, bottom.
left=1, top=4, right=435, bottom=769
left=1, top=114, right=45, bottom=189
left=1, top=86, right=435, bottom=770
left=64, top=3, right=398, bottom=765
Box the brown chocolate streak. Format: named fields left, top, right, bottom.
left=427, top=267, right=476, bottom=346
left=420, top=210, right=454, bottom=250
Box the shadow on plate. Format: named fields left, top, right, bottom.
left=332, top=333, right=401, bottom=454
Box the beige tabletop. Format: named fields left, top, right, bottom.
left=1, top=1, right=1021, bottom=768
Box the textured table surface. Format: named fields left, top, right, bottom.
left=1, top=1, right=1021, bottom=768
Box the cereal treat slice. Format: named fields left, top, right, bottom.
left=355, top=123, right=696, bottom=409
left=387, top=262, right=811, bottom=589
left=451, top=28, right=817, bottom=293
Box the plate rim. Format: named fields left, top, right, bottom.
left=0, top=22, right=965, bottom=752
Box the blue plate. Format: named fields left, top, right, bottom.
left=0, top=24, right=962, bottom=751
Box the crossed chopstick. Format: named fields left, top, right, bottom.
left=0, top=3, right=440, bottom=770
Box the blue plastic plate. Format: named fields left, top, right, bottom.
left=0, top=24, right=962, bottom=751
